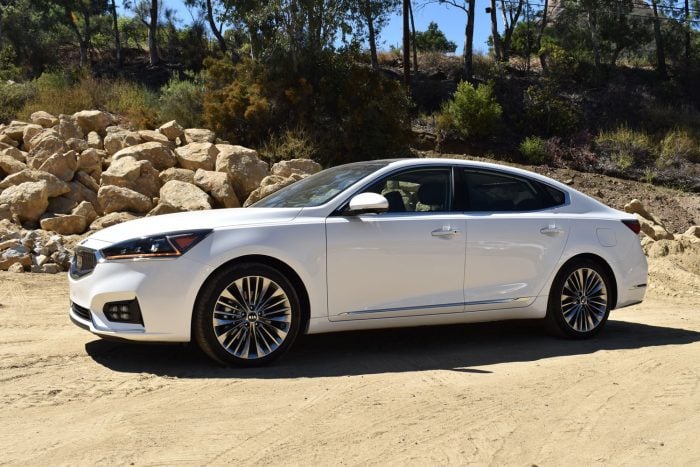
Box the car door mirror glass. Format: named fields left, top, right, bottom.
left=346, top=193, right=389, bottom=215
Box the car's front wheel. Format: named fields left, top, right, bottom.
left=546, top=260, right=613, bottom=338
left=193, top=262, right=302, bottom=366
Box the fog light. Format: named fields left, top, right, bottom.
left=103, top=300, right=143, bottom=325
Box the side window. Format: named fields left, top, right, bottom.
left=365, top=168, right=451, bottom=213
left=462, top=170, right=564, bottom=212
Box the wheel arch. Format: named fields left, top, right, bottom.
left=556, top=253, right=618, bottom=310
left=193, top=254, right=312, bottom=333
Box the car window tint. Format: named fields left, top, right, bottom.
left=364, top=169, right=451, bottom=213
left=463, top=170, right=563, bottom=212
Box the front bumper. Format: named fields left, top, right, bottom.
left=68, top=243, right=213, bottom=342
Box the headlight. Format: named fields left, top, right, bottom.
left=101, top=229, right=212, bottom=260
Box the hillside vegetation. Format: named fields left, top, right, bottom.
left=1, top=0, right=699, bottom=190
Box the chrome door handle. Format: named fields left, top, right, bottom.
left=431, top=228, right=460, bottom=237
left=540, top=225, right=564, bottom=236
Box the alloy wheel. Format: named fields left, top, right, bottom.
left=560, top=267, right=608, bottom=332
left=211, top=275, right=292, bottom=360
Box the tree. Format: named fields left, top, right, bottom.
left=109, top=0, right=122, bottom=67
left=438, top=0, right=476, bottom=80
left=499, top=0, right=524, bottom=62
left=128, top=0, right=160, bottom=65
left=350, top=0, right=399, bottom=71
left=651, top=0, right=667, bottom=77
left=414, top=21, right=457, bottom=52
left=57, top=0, right=109, bottom=67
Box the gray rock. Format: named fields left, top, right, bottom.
left=73, top=110, right=113, bottom=134
left=40, top=214, right=87, bottom=235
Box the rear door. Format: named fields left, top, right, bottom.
left=458, top=169, right=570, bottom=307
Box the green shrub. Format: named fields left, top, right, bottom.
left=658, top=129, right=700, bottom=167
left=159, top=75, right=205, bottom=128
left=522, top=83, right=581, bottom=137
left=519, top=136, right=549, bottom=165
left=203, top=53, right=410, bottom=165
left=0, top=81, right=36, bottom=123
left=595, top=126, right=654, bottom=171
left=443, top=81, right=502, bottom=139
left=108, top=81, right=158, bottom=129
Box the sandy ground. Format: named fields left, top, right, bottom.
left=1, top=250, right=699, bottom=465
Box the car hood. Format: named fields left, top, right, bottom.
left=86, top=208, right=303, bottom=244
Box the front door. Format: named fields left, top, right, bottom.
left=325, top=167, right=466, bottom=321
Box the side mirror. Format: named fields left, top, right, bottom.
left=346, top=192, right=389, bottom=215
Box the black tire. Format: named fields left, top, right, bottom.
left=193, top=262, right=302, bottom=366
left=545, top=259, right=613, bottom=339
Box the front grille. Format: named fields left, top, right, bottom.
left=71, top=248, right=97, bottom=278
left=71, top=301, right=91, bottom=321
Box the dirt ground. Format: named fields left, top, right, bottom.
left=1, top=242, right=699, bottom=465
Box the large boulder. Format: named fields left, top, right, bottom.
left=0, top=169, right=70, bottom=198
left=86, top=131, right=102, bottom=149
left=270, top=158, right=322, bottom=178
left=624, top=199, right=665, bottom=228
left=40, top=214, right=87, bottom=235
left=77, top=148, right=104, bottom=181
left=100, top=156, right=160, bottom=198
left=175, top=142, right=218, bottom=171
left=1, top=146, right=26, bottom=162
left=63, top=180, right=99, bottom=212
left=0, top=120, right=28, bottom=143
left=159, top=180, right=211, bottom=211
left=72, top=201, right=98, bottom=225
left=194, top=169, right=240, bottom=208
left=0, top=181, right=49, bottom=222
left=73, top=110, right=113, bottom=134
left=98, top=185, right=154, bottom=214
left=159, top=120, right=184, bottom=141
left=37, top=150, right=77, bottom=182
left=244, top=174, right=303, bottom=207
left=26, top=130, right=68, bottom=167
left=66, top=137, right=88, bottom=153
left=0, top=154, right=27, bottom=175
left=22, top=124, right=43, bottom=146
left=54, top=115, right=83, bottom=140
left=103, top=129, right=143, bottom=155
left=159, top=167, right=195, bottom=184
left=113, top=141, right=177, bottom=171
left=138, top=130, right=171, bottom=145
left=215, top=144, right=269, bottom=201
left=0, top=245, right=32, bottom=270
left=89, top=212, right=140, bottom=230
left=635, top=214, right=674, bottom=241
left=30, top=111, right=59, bottom=128
left=184, top=128, right=215, bottom=144
left=147, top=202, right=183, bottom=216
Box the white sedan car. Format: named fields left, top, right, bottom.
left=69, top=159, right=647, bottom=365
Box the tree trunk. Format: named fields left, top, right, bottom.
left=402, top=0, right=410, bottom=89
left=110, top=0, right=122, bottom=67
left=489, top=0, right=501, bottom=60
left=206, top=0, right=227, bottom=55
left=500, top=0, right=523, bottom=62
left=409, top=0, right=418, bottom=71
left=464, top=0, right=475, bottom=80
left=148, top=0, right=159, bottom=66
left=684, top=0, right=691, bottom=69
left=586, top=10, right=601, bottom=69
left=651, top=0, right=667, bottom=78
left=536, top=0, right=549, bottom=71
left=64, top=6, right=88, bottom=67
left=364, top=1, right=378, bottom=71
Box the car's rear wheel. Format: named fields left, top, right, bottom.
left=193, top=262, right=302, bottom=366
left=546, top=260, right=612, bottom=338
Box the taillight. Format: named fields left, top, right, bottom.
left=622, top=219, right=641, bottom=235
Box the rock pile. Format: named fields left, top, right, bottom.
left=0, top=110, right=321, bottom=273
left=623, top=198, right=699, bottom=246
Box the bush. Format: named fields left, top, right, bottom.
left=658, top=129, right=700, bottom=167
left=594, top=126, right=655, bottom=171
left=443, top=81, right=502, bottom=139
left=522, top=83, right=581, bottom=137
left=0, top=81, right=36, bottom=123
left=259, top=127, right=319, bottom=163
left=159, top=75, right=205, bottom=128
left=203, top=53, right=410, bottom=165
left=520, top=136, right=549, bottom=165
left=17, top=71, right=158, bottom=128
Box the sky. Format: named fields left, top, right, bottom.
left=131, top=0, right=504, bottom=55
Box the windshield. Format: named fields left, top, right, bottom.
left=252, top=161, right=390, bottom=208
